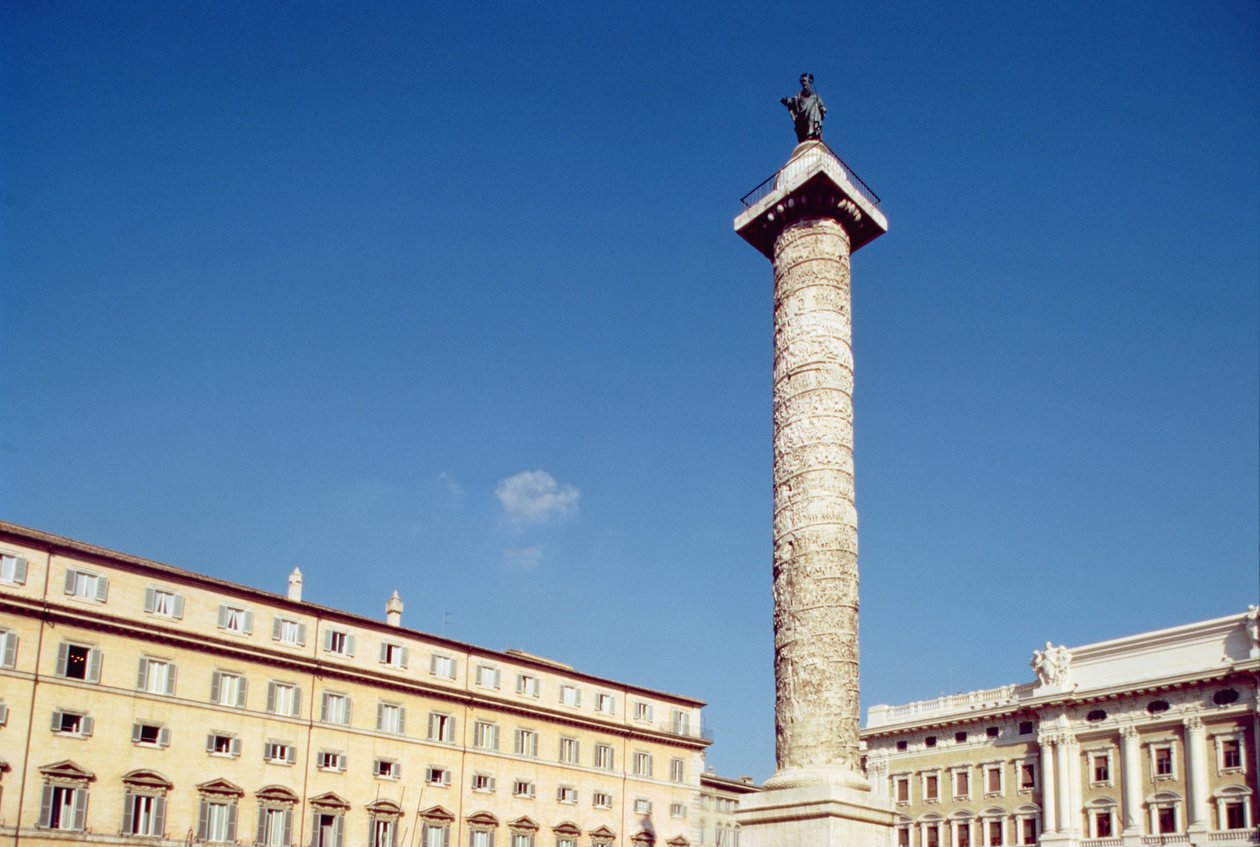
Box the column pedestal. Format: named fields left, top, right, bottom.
left=738, top=783, right=898, bottom=847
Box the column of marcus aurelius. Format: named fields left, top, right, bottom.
left=733, top=83, right=894, bottom=846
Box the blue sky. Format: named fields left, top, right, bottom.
left=2, top=1, right=1257, bottom=781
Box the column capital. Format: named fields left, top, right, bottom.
left=1183, top=715, right=1204, bottom=732
left=1120, top=724, right=1140, bottom=741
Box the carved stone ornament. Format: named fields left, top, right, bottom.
left=1030, top=642, right=1072, bottom=686
left=1246, top=605, right=1259, bottom=650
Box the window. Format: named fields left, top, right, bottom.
left=1018, top=721, right=1033, bottom=735
left=197, top=797, right=239, bottom=843
left=512, top=834, right=534, bottom=847
left=557, top=785, right=577, bottom=803
left=430, top=654, right=455, bottom=679
left=321, top=692, right=352, bottom=725
left=595, top=743, right=615, bottom=770
left=1019, top=762, right=1037, bottom=790
left=0, top=627, right=17, bottom=668
left=51, top=710, right=93, bottom=736
left=894, top=776, right=910, bottom=803
left=428, top=711, right=455, bottom=742
left=513, top=779, right=536, bottom=798
left=634, top=701, right=653, bottom=721
left=210, top=670, right=248, bottom=708
left=257, top=806, right=293, bottom=847
left=953, top=769, right=970, bottom=799
left=560, top=684, right=581, bottom=707
left=132, top=721, right=171, bottom=747
left=1157, top=805, right=1177, bottom=834
left=634, top=798, right=652, bottom=814
left=56, top=642, right=101, bottom=682
left=1020, top=818, right=1038, bottom=845
left=1093, top=809, right=1113, bottom=838
left=925, top=735, right=937, bottom=748
left=207, top=732, right=241, bottom=757
left=559, top=736, right=580, bottom=764
left=1147, top=700, right=1171, bottom=715
left=216, top=603, right=253, bottom=635
left=671, top=757, right=686, bottom=783
left=898, top=828, right=911, bottom=847
left=1223, top=800, right=1248, bottom=830
left=64, top=567, right=108, bottom=602
left=474, top=720, right=500, bottom=750
left=517, top=673, right=540, bottom=697
left=926, top=824, right=940, bottom=847
left=515, top=728, right=539, bottom=757
left=40, top=783, right=89, bottom=830
left=476, top=664, right=501, bottom=688
left=633, top=751, right=653, bottom=777
left=671, top=708, right=690, bottom=735
left=264, top=740, right=296, bottom=765
left=897, top=740, right=908, bottom=751
left=375, top=758, right=401, bottom=779
left=987, top=820, right=1003, bottom=846
left=670, top=803, right=687, bottom=818
left=924, top=773, right=940, bottom=802
left=986, top=726, right=1000, bottom=738
left=593, top=791, right=613, bottom=809
left=959, top=821, right=972, bottom=847
left=123, top=788, right=169, bottom=837
left=956, top=731, right=968, bottom=743
left=1216, top=734, right=1245, bottom=772
left=1091, top=752, right=1111, bottom=785
left=1152, top=744, right=1175, bottom=779
left=0, top=552, right=28, bottom=584
left=377, top=702, right=405, bottom=734
left=144, top=586, right=183, bottom=618
left=267, top=681, right=302, bottom=716
left=983, top=765, right=1003, bottom=795
left=424, top=821, right=452, bottom=847
left=323, top=628, right=356, bottom=657
left=1086, top=709, right=1107, bottom=723
left=312, top=811, right=345, bottom=847
left=318, top=750, right=345, bottom=772
left=470, top=827, right=495, bottom=847
left=381, top=641, right=408, bottom=668
left=472, top=773, right=496, bottom=792
left=596, top=692, right=616, bottom=714
left=136, top=656, right=177, bottom=696
left=272, top=616, right=306, bottom=646
left=370, top=810, right=400, bottom=847
left=1214, top=688, right=1240, bottom=706
left=426, top=766, right=451, bottom=786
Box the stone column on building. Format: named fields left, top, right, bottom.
left=1119, top=725, right=1144, bottom=836
left=1054, top=735, right=1078, bottom=835
left=1183, top=715, right=1209, bottom=836
left=733, top=139, right=891, bottom=847
left=1038, top=734, right=1058, bottom=836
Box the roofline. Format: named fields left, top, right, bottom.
left=701, top=772, right=762, bottom=792
left=0, top=520, right=707, bottom=708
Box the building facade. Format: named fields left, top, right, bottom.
left=0, top=521, right=709, bottom=847
left=695, top=773, right=759, bottom=847
left=862, top=612, right=1259, bottom=847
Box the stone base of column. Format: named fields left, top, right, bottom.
left=736, top=783, right=895, bottom=847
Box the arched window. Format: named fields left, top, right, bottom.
left=468, top=811, right=500, bottom=847
left=196, top=778, right=244, bottom=843
left=256, top=786, right=298, bottom=847
left=38, top=760, right=94, bottom=832
left=367, top=799, right=403, bottom=847
left=122, top=769, right=171, bottom=838
left=421, top=806, right=455, bottom=847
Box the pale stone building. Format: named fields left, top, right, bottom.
left=862, top=611, right=1259, bottom=847
left=695, top=773, right=759, bottom=847
left=0, top=521, right=708, bottom=847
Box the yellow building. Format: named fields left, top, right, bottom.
left=0, top=521, right=709, bottom=847
left=861, top=611, right=1259, bottom=847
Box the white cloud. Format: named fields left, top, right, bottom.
left=437, top=471, right=464, bottom=497
left=503, top=545, right=545, bottom=571
left=495, top=470, right=580, bottom=524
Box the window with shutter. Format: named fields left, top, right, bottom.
left=0, top=629, right=17, bottom=668
left=0, top=552, right=28, bottom=584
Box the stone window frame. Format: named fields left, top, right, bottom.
left=475, top=664, right=501, bottom=689
left=950, top=765, right=972, bottom=800
left=516, top=673, right=540, bottom=698
left=558, top=736, right=580, bottom=765
left=121, top=768, right=172, bottom=837
left=895, top=816, right=913, bottom=847
left=554, top=821, right=582, bottom=847
left=1016, top=758, right=1038, bottom=792
left=670, top=802, right=688, bottom=819
left=206, top=730, right=242, bottom=758
left=368, top=798, right=404, bottom=847
left=633, top=749, right=653, bottom=778
left=265, top=679, right=302, bottom=717
left=1213, top=730, right=1246, bottom=774
left=560, top=684, right=581, bottom=708
left=374, top=757, right=401, bottom=780
left=376, top=700, right=406, bottom=735
left=136, top=655, right=177, bottom=696
left=1149, top=740, right=1178, bottom=781
left=210, top=669, right=248, bottom=708
left=633, top=797, right=653, bottom=815
left=131, top=719, right=171, bottom=748
left=322, top=627, right=356, bottom=658
left=1013, top=806, right=1040, bottom=845
left=196, top=778, right=244, bottom=843
left=320, top=690, right=352, bottom=726
left=1147, top=791, right=1182, bottom=834
left=64, top=566, right=108, bottom=603
left=596, top=692, right=617, bottom=714
left=1085, top=797, right=1118, bottom=838
left=922, top=769, right=943, bottom=803
left=513, top=779, right=536, bottom=799
left=980, top=808, right=1006, bottom=847
left=215, top=602, right=253, bottom=636
left=508, top=816, right=538, bottom=847
left=0, top=550, right=28, bottom=585
left=309, top=792, right=350, bottom=847
left=981, top=761, right=1004, bottom=797
left=471, top=772, right=497, bottom=793
left=1087, top=748, right=1114, bottom=787
left=634, top=700, right=654, bottom=722
left=948, top=811, right=976, bottom=847
left=593, top=790, right=614, bottom=809
left=589, top=825, right=617, bottom=847
left=316, top=749, right=346, bottom=772
left=428, top=710, right=456, bottom=742
left=255, top=785, right=298, bottom=847
left=671, top=756, right=686, bottom=783
left=380, top=640, right=408, bottom=669
left=1214, top=785, right=1253, bottom=830
left=892, top=771, right=912, bottom=804
left=50, top=708, right=94, bottom=738
left=420, top=806, right=455, bottom=847
left=515, top=727, right=539, bottom=757
left=263, top=738, right=297, bottom=766
left=425, top=765, right=452, bottom=787
left=594, top=742, right=615, bottom=770
left=467, top=811, right=500, bottom=847
left=38, top=760, right=94, bottom=832
left=473, top=719, right=500, bottom=751
left=272, top=615, right=307, bottom=647
left=142, top=585, right=184, bottom=619
left=55, top=641, right=102, bottom=683
left=430, top=652, right=456, bottom=680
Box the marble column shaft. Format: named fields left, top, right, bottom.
left=771, top=216, right=860, bottom=783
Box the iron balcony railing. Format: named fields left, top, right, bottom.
left=739, top=139, right=881, bottom=211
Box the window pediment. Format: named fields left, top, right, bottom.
left=554, top=821, right=582, bottom=837
left=422, top=805, right=455, bottom=823
left=590, top=826, right=617, bottom=839
left=257, top=784, right=299, bottom=804
left=122, top=769, right=172, bottom=790
left=510, top=816, right=540, bottom=833
left=197, top=777, right=243, bottom=797
left=39, top=760, right=95, bottom=782
left=310, top=791, right=350, bottom=810
left=369, top=799, right=403, bottom=816
left=467, top=811, right=499, bottom=828
left=667, top=837, right=690, bottom=847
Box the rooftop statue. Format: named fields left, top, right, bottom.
left=781, top=73, right=826, bottom=143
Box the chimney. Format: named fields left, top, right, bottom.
left=287, top=568, right=303, bottom=602
left=386, top=591, right=403, bottom=627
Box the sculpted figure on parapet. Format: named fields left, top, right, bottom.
left=1031, top=641, right=1072, bottom=686
left=781, top=73, right=827, bottom=143
left=1247, top=605, right=1259, bottom=650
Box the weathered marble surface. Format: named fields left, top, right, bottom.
left=769, top=216, right=863, bottom=788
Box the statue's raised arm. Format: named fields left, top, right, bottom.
left=781, top=72, right=826, bottom=142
